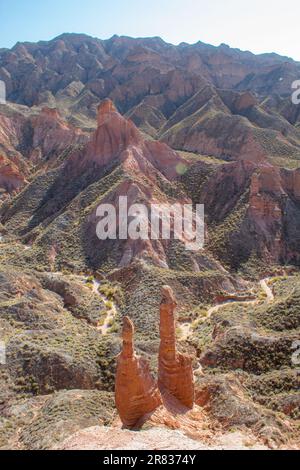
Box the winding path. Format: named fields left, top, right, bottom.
left=68, top=274, right=118, bottom=336
left=180, top=277, right=274, bottom=342
left=260, top=278, right=274, bottom=303
left=91, top=279, right=118, bottom=335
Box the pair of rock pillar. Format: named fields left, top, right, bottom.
left=115, top=286, right=194, bottom=427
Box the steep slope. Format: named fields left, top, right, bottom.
left=194, top=160, right=300, bottom=268
left=159, top=87, right=300, bottom=165
left=1, top=99, right=196, bottom=271
left=0, top=103, right=88, bottom=194
left=1, top=96, right=300, bottom=275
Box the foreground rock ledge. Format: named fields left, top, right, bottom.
left=54, top=426, right=269, bottom=450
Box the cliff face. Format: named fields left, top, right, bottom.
left=29, top=107, right=88, bottom=163
left=86, top=99, right=142, bottom=168
left=1, top=99, right=198, bottom=271
left=195, top=158, right=300, bottom=268
left=115, top=317, right=162, bottom=427
left=158, top=286, right=195, bottom=408
left=1, top=35, right=300, bottom=270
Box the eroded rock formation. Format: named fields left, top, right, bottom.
left=115, top=289, right=195, bottom=426
left=115, top=316, right=161, bottom=427
left=0, top=153, right=26, bottom=192
left=0, top=106, right=88, bottom=194
left=77, top=97, right=187, bottom=181
left=158, top=286, right=195, bottom=408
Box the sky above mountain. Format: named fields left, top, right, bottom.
left=0, top=0, right=299, bottom=61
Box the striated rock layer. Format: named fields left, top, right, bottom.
left=115, top=317, right=162, bottom=427
left=158, top=286, right=195, bottom=408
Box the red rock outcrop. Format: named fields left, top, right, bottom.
left=77, top=99, right=191, bottom=268
left=234, top=91, right=258, bottom=112
left=282, top=167, right=300, bottom=201
left=88, top=99, right=142, bottom=167
left=248, top=167, right=284, bottom=221
left=29, top=107, right=88, bottom=164
left=0, top=153, right=26, bottom=192
left=115, top=316, right=162, bottom=427
left=158, top=286, right=194, bottom=408
left=0, top=114, right=29, bottom=192
left=78, top=98, right=187, bottom=181
left=0, top=106, right=88, bottom=193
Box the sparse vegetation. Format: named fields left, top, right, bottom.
left=98, top=282, right=124, bottom=306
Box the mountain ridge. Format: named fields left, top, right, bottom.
left=10, top=32, right=300, bottom=63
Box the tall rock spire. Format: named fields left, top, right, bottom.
left=158, top=286, right=195, bottom=408
left=86, top=98, right=141, bottom=166
left=115, top=316, right=162, bottom=427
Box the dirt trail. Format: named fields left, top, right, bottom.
left=180, top=278, right=274, bottom=342
left=260, top=278, right=274, bottom=302
left=60, top=273, right=118, bottom=336
left=91, top=279, right=118, bottom=335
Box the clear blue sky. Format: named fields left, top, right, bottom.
left=0, top=0, right=299, bottom=60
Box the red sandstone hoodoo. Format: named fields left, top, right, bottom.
left=158, top=286, right=195, bottom=408
left=115, top=316, right=162, bottom=427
